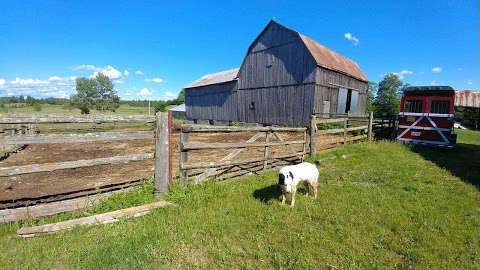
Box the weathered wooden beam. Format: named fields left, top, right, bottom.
left=17, top=201, right=173, bottom=237
left=0, top=131, right=153, bottom=145
left=179, top=131, right=189, bottom=184
left=0, top=153, right=154, bottom=177
left=0, top=188, right=135, bottom=223
left=181, top=124, right=306, bottom=133
left=317, top=125, right=368, bottom=135
left=368, top=112, right=374, bottom=141
left=154, top=112, right=170, bottom=196
left=182, top=140, right=305, bottom=150
left=0, top=114, right=155, bottom=124
left=316, top=118, right=347, bottom=124
left=182, top=152, right=307, bottom=170
left=310, top=115, right=317, bottom=156
left=317, top=135, right=367, bottom=146
left=263, top=131, right=270, bottom=169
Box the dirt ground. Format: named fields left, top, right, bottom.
left=0, top=131, right=306, bottom=205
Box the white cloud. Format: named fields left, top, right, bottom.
left=10, top=77, right=49, bottom=85
left=75, top=64, right=123, bottom=79
left=114, top=79, right=125, bottom=84
left=145, top=77, right=163, bottom=83
left=123, top=70, right=130, bottom=77
left=48, top=76, right=62, bottom=82
left=134, top=70, right=143, bottom=76
left=165, top=91, right=176, bottom=98
left=73, top=64, right=97, bottom=71
left=431, top=67, right=442, bottom=73
left=0, top=78, right=5, bottom=86
left=391, top=70, right=413, bottom=80
left=93, top=65, right=122, bottom=79
left=466, top=80, right=473, bottom=85
left=344, top=32, right=359, bottom=45
left=139, top=88, right=152, bottom=96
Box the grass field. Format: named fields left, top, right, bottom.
left=0, top=130, right=479, bottom=269
left=0, top=103, right=153, bottom=115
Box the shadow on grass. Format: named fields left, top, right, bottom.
left=253, top=184, right=282, bottom=204
left=412, top=143, right=480, bottom=189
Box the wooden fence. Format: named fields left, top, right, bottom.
left=310, top=112, right=374, bottom=154
left=179, top=125, right=308, bottom=183
left=0, top=113, right=171, bottom=205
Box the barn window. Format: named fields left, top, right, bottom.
left=337, top=88, right=359, bottom=114
left=249, top=101, right=255, bottom=110
left=404, top=100, right=422, bottom=113
left=431, top=100, right=450, bottom=114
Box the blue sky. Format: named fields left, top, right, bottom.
left=0, top=0, right=477, bottom=100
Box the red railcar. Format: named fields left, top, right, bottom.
left=396, top=86, right=457, bottom=147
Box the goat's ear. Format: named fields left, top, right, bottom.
left=289, top=171, right=294, bottom=179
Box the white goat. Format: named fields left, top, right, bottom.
left=278, top=162, right=319, bottom=207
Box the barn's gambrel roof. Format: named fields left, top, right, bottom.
left=246, top=20, right=367, bottom=82
left=185, top=68, right=239, bottom=88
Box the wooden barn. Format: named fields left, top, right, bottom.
left=184, top=20, right=368, bottom=127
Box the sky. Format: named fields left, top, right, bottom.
left=0, top=0, right=478, bottom=100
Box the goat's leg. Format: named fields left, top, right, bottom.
left=290, top=188, right=296, bottom=207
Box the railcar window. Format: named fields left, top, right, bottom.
left=431, top=100, right=450, bottom=114
left=404, top=100, right=422, bottom=113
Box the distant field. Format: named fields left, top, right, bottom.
left=0, top=103, right=153, bottom=115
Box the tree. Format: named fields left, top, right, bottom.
left=70, top=74, right=120, bottom=114
left=366, top=81, right=377, bottom=113
left=176, top=89, right=185, bottom=103
left=373, top=73, right=403, bottom=116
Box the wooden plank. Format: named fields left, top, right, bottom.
left=272, top=131, right=295, bottom=154
left=343, top=118, right=348, bottom=145
left=195, top=132, right=264, bottom=183
left=154, top=113, right=169, bottom=196
left=0, top=114, right=155, bottom=124
left=316, top=118, right=347, bottom=124
left=179, top=131, right=189, bottom=184
left=263, top=131, right=270, bottom=169
left=310, top=115, right=317, bottom=155
left=182, top=140, right=305, bottom=150
left=181, top=124, right=306, bottom=133
left=0, top=188, right=135, bottom=223
left=368, top=112, right=373, bottom=141
left=318, top=125, right=368, bottom=135
left=0, top=131, right=153, bottom=145
left=0, top=153, right=154, bottom=177
left=182, top=152, right=307, bottom=170
left=17, top=201, right=173, bottom=237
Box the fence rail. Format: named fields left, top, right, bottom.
left=310, top=112, right=373, bottom=154
left=0, top=114, right=156, bottom=124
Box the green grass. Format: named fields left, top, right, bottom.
left=0, top=132, right=479, bottom=269
left=1, top=103, right=153, bottom=115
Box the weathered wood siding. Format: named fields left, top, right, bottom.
left=313, top=67, right=369, bottom=115
left=185, top=81, right=238, bottom=121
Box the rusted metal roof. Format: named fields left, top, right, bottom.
left=186, top=68, right=239, bottom=88
left=299, top=34, right=368, bottom=82
left=455, top=90, right=480, bottom=108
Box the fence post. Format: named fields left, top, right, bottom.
left=154, top=112, right=170, bottom=197
left=179, top=130, right=189, bottom=184
left=263, top=131, right=270, bottom=170
left=343, top=118, right=348, bottom=145
left=310, top=115, right=317, bottom=156
left=367, top=111, right=373, bottom=141
left=301, top=128, right=307, bottom=162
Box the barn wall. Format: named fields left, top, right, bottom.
left=185, top=81, right=238, bottom=121
left=314, top=67, right=368, bottom=115
left=236, top=84, right=315, bottom=126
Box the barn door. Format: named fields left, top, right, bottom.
left=337, top=88, right=348, bottom=113
left=349, top=90, right=359, bottom=114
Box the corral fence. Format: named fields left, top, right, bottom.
left=310, top=112, right=374, bottom=154
left=372, top=115, right=398, bottom=139
left=0, top=113, right=173, bottom=208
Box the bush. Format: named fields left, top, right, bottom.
left=33, top=103, right=42, bottom=112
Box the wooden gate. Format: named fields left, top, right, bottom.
left=178, top=124, right=308, bottom=183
